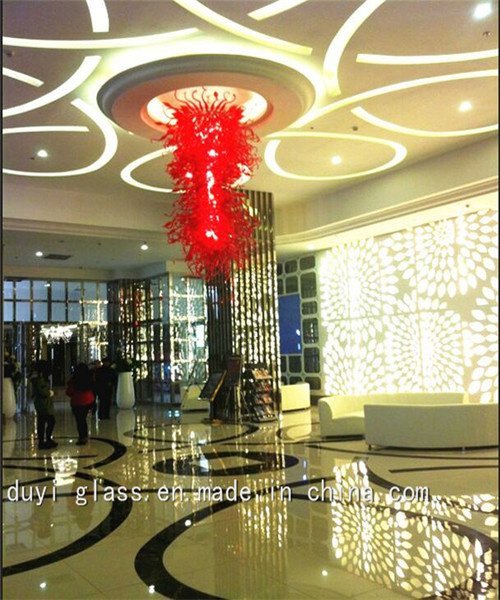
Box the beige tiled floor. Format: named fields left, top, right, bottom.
left=2, top=403, right=498, bottom=599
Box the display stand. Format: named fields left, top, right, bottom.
left=217, top=355, right=242, bottom=422
left=199, top=371, right=226, bottom=422
left=242, top=363, right=278, bottom=422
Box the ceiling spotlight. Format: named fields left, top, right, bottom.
left=307, top=243, right=315, bottom=251
left=474, top=3, right=492, bottom=19
left=36, top=149, right=49, bottom=158
left=459, top=100, right=473, bottom=112
left=331, top=155, right=342, bottom=165
left=140, top=243, right=149, bottom=251
left=35, top=251, right=44, bottom=257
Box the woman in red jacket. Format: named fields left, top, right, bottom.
left=66, top=363, right=95, bottom=445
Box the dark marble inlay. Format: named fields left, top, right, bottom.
left=131, top=424, right=259, bottom=446
left=134, top=473, right=498, bottom=599
left=135, top=502, right=230, bottom=599
left=1, top=436, right=126, bottom=470
left=2, top=465, right=133, bottom=575
left=390, top=464, right=498, bottom=474
left=153, top=450, right=299, bottom=477
left=83, top=437, right=128, bottom=469
left=306, top=443, right=499, bottom=461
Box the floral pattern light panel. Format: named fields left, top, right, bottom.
left=319, top=209, right=498, bottom=403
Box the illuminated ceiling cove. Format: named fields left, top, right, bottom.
left=2, top=0, right=498, bottom=272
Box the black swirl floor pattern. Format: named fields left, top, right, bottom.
left=2, top=403, right=498, bottom=599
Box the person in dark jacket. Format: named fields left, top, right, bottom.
left=31, top=360, right=58, bottom=450
left=66, top=363, right=95, bottom=445
left=94, top=357, right=117, bottom=420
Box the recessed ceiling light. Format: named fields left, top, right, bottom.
left=459, top=100, right=473, bottom=112
left=37, top=149, right=49, bottom=158
left=307, top=243, right=315, bottom=251
left=474, top=3, right=492, bottom=19
left=331, top=155, right=342, bottom=165
left=140, top=243, right=149, bottom=251
left=35, top=251, right=44, bottom=257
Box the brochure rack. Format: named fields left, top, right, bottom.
left=242, top=364, right=277, bottom=422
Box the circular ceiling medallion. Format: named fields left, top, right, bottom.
left=97, top=54, right=316, bottom=138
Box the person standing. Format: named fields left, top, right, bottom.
left=66, top=363, right=95, bottom=445
left=31, top=360, right=58, bottom=450
left=94, top=357, right=117, bottom=420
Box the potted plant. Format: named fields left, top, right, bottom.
left=113, top=350, right=135, bottom=373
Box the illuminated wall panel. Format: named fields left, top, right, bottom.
left=319, top=209, right=498, bottom=402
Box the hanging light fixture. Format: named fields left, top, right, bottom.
left=41, top=325, right=77, bottom=344
left=159, top=88, right=261, bottom=281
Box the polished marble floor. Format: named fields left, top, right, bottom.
left=2, top=400, right=498, bottom=599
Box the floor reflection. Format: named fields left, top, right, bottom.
left=2, top=403, right=498, bottom=599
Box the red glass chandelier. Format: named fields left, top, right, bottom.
left=160, top=88, right=260, bottom=281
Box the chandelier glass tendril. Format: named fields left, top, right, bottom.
left=159, top=88, right=260, bottom=281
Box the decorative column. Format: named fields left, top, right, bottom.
left=206, top=190, right=280, bottom=416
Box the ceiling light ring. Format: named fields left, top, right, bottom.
left=323, top=0, right=387, bottom=98
left=97, top=54, right=316, bottom=139
left=121, top=149, right=176, bottom=193
left=2, top=28, right=199, bottom=50
left=3, top=126, right=90, bottom=135
left=171, top=0, right=312, bottom=55
left=121, top=145, right=251, bottom=194
left=265, top=131, right=407, bottom=180
left=294, top=69, right=498, bottom=128
left=352, top=107, right=498, bottom=138
left=248, top=0, right=309, bottom=21
left=86, top=0, right=109, bottom=33
left=3, top=56, right=101, bottom=118
left=2, top=67, right=44, bottom=87
left=356, top=49, right=499, bottom=65
left=2, top=98, right=118, bottom=177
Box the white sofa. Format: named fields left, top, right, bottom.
left=318, top=392, right=468, bottom=438
left=281, top=382, right=311, bottom=412
left=365, top=403, right=498, bottom=449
